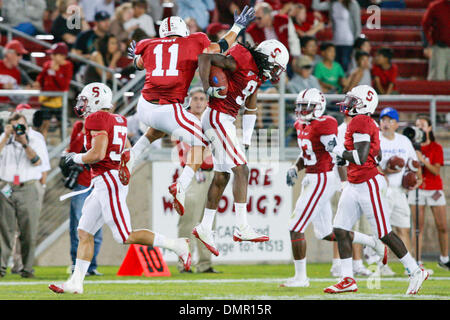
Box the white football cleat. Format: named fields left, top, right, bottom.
left=173, top=238, right=191, bottom=271
left=232, top=225, right=269, bottom=242
left=406, top=268, right=429, bottom=295
left=324, top=277, right=358, bottom=294
left=119, top=148, right=135, bottom=186
left=169, top=182, right=186, bottom=216
left=48, top=281, right=83, bottom=294
left=280, top=277, right=310, bottom=288
left=192, top=224, right=219, bottom=256
left=372, top=236, right=388, bottom=265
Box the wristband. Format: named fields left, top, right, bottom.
left=30, top=155, right=40, bottom=164
left=230, top=24, right=243, bottom=35
left=73, top=153, right=85, bottom=164
left=242, top=114, right=257, bottom=146
left=22, top=144, right=28, bottom=149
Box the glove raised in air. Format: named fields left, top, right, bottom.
left=233, top=5, right=256, bottom=29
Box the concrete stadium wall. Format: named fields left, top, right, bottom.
left=36, top=161, right=450, bottom=267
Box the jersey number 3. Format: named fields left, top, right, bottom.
left=110, top=125, right=127, bottom=161
left=152, top=44, right=179, bottom=77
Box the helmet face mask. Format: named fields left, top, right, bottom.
left=295, top=88, right=326, bottom=122
left=74, top=95, right=89, bottom=118
left=338, top=85, right=378, bottom=116
left=337, top=94, right=363, bottom=116
left=296, top=102, right=317, bottom=121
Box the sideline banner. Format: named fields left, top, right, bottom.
left=152, top=161, right=293, bottom=263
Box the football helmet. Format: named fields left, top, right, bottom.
left=338, top=85, right=378, bottom=116
left=256, top=39, right=289, bottom=83
left=295, top=88, right=326, bottom=122
left=159, top=16, right=189, bottom=38
left=74, top=82, right=113, bottom=117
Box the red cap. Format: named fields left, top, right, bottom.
left=5, top=40, right=28, bottom=55
left=46, top=42, right=69, bottom=56
left=16, top=103, right=32, bottom=111
left=206, top=23, right=230, bottom=36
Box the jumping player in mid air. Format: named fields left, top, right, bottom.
left=325, top=84, right=429, bottom=294
left=191, top=39, right=289, bottom=256
left=119, top=8, right=256, bottom=217
left=48, top=83, right=191, bottom=294
left=281, top=88, right=387, bottom=288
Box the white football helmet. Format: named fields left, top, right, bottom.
left=159, top=16, right=189, bottom=38
left=338, top=85, right=378, bottom=116
left=74, top=82, right=113, bottom=117
left=295, top=88, right=326, bottom=122
left=255, top=39, right=289, bottom=83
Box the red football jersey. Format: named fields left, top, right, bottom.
left=209, top=44, right=263, bottom=118
left=419, top=141, right=444, bottom=190
left=135, top=32, right=211, bottom=104
left=344, top=114, right=380, bottom=183
left=84, top=111, right=128, bottom=178
left=295, top=116, right=338, bottom=174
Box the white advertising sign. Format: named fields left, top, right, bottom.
left=152, top=161, right=293, bottom=263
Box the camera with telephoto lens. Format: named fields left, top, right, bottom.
left=64, top=164, right=85, bottom=190
left=13, top=123, right=26, bottom=135
left=402, top=126, right=426, bottom=151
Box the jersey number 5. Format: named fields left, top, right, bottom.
left=110, top=125, right=127, bottom=161
left=152, top=44, right=179, bottom=77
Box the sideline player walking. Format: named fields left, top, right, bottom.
left=49, top=83, right=191, bottom=294
left=325, top=85, right=429, bottom=294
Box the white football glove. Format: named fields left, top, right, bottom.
left=286, top=166, right=298, bottom=187
left=206, top=86, right=226, bottom=99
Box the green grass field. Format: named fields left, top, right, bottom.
left=0, top=262, right=449, bottom=300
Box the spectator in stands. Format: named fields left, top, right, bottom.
left=84, top=34, right=122, bottom=84
left=123, top=0, right=156, bottom=38
left=313, top=42, right=347, bottom=93
left=289, top=3, right=324, bottom=38
left=246, top=2, right=301, bottom=61
left=177, top=0, right=215, bottom=31
left=186, top=17, right=203, bottom=34
left=148, top=0, right=177, bottom=24
left=72, top=10, right=111, bottom=58
left=2, top=0, right=47, bottom=35
left=33, top=42, right=74, bottom=139
left=312, top=0, right=361, bottom=72
left=79, top=0, right=114, bottom=24
left=372, top=47, right=397, bottom=95
left=65, top=119, right=103, bottom=276
left=51, top=0, right=90, bottom=48
left=0, top=112, right=49, bottom=278
left=286, top=55, right=321, bottom=93
left=347, top=35, right=371, bottom=73
left=422, top=0, right=450, bottom=81
left=0, top=41, right=28, bottom=110
left=300, top=36, right=322, bottom=67
left=407, top=116, right=449, bottom=271
left=343, top=50, right=371, bottom=92
left=206, top=23, right=231, bottom=42
left=110, top=2, right=138, bottom=53
left=214, top=0, right=250, bottom=26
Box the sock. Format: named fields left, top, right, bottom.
left=400, top=252, right=419, bottom=275
left=440, top=256, right=449, bottom=264
left=341, top=258, right=353, bottom=278
left=201, top=208, right=216, bottom=231
left=332, top=258, right=341, bottom=266
left=153, top=232, right=176, bottom=251
left=234, top=203, right=248, bottom=229
left=178, top=166, right=195, bottom=191
left=294, top=258, right=307, bottom=280
left=352, top=232, right=376, bottom=248
left=70, top=259, right=90, bottom=285
left=131, top=135, right=151, bottom=159
left=353, top=259, right=363, bottom=270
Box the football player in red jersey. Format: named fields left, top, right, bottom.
left=49, top=83, right=191, bottom=295
left=280, top=88, right=387, bottom=288
left=190, top=39, right=289, bottom=256
left=119, top=8, right=256, bottom=217
left=324, top=85, right=429, bottom=294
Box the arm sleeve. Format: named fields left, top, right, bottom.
left=353, top=133, right=371, bottom=143
left=242, top=114, right=256, bottom=146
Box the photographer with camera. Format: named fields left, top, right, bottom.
left=61, top=119, right=103, bottom=276
left=406, top=116, right=449, bottom=271
left=0, top=112, right=49, bottom=278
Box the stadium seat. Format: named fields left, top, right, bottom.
left=394, top=59, right=428, bottom=78
left=361, top=9, right=425, bottom=26
left=404, top=0, right=430, bottom=9
left=396, top=80, right=450, bottom=95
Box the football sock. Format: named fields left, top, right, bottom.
left=153, top=233, right=176, bottom=251
left=353, top=259, right=364, bottom=270
left=234, top=203, right=248, bottom=229
left=440, top=256, right=449, bottom=264
left=179, top=166, right=195, bottom=191
left=71, top=259, right=90, bottom=285
left=131, top=135, right=151, bottom=159
left=341, top=258, right=353, bottom=278
left=352, top=232, right=376, bottom=248
left=332, top=258, right=341, bottom=266
left=400, top=252, right=419, bottom=275
left=201, top=208, right=216, bottom=231
left=294, top=259, right=307, bottom=280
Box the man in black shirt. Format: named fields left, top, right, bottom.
left=72, top=11, right=111, bottom=58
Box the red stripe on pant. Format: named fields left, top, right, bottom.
left=209, top=109, right=240, bottom=166
left=173, top=104, right=208, bottom=146
left=291, top=173, right=322, bottom=232
left=372, top=177, right=388, bottom=236
left=106, top=171, right=130, bottom=236
left=101, top=173, right=127, bottom=243
left=298, top=172, right=327, bottom=233
left=367, top=179, right=382, bottom=238
left=178, top=103, right=203, bottom=132
left=214, top=109, right=246, bottom=164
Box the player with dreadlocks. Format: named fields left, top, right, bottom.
left=189, top=40, right=289, bottom=256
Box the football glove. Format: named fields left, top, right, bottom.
left=61, top=152, right=77, bottom=170
left=206, top=86, right=226, bottom=99
left=325, top=137, right=345, bottom=157
left=286, top=166, right=298, bottom=187
left=127, top=40, right=136, bottom=60
left=234, top=5, right=256, bottom=29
